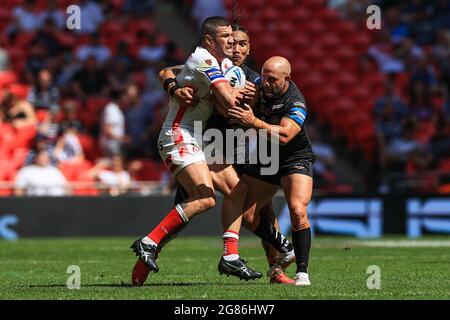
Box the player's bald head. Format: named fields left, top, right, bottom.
left=261, top=56, right=292, bottom=98
left=262, top=56, right=291, bottom=77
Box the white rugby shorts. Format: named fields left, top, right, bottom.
left=158, top=127, right=206, bottom=177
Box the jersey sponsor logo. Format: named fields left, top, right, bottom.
left=289, top=107, right=307, bottom=126
left=293, top=101, right=306, bottom=108
left=272, top=104, right=284, bottom=110
left=205, top=68, right=224, bottom=81
left=291, top=109, right=305, bottom=120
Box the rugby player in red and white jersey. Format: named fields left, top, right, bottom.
left=130, top=16, right=262, bottom=282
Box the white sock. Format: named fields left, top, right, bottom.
left=141, top=236, right=158, bottom=247
left=223, top=254, right=240, bottom=261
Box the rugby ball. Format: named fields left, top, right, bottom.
left=224, top=65, right=246, bottom=89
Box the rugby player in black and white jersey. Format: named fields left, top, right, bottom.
left=132, top=24, right=297, bottom=286
left=229, top=56, right=316, bottom=286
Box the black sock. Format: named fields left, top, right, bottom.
left=173, top=185, right=189, bottom=206
left=158, top=221, right=188, bottom=250
left=253, top=218, right=294, bottom=254
left=292, top=228, right=311, bottom=273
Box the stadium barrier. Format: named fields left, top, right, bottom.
left=0, top=195, right=449, bottom=239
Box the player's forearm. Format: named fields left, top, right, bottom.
left=215, top=87, right=242, bottom=112
left=158, top=65, right=183, bottom=87
left=252, top=118, right=291, bottom=145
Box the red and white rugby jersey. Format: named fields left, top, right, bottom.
left=161, top=47, right=231, bottom=136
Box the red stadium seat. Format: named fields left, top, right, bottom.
left=132, top=72, right=147, bottom=90
left=14, top=32, right=36, bottom=49
left=8, top=83, right=30, bottom=99
left=303, top=0, right=326, bottom=9
left=319, top=33, right=340, bottom=50
left=56, top=31, right=78, bottom=48
left=35, top=109, right=50, bottom=123
left=238, top=0, right=265, bottom=11
left=329, top=98, right=356, bottom=135
left=335, top=72, right=358, bottom=91
left=260, top=7, right=281, bottom=23
left=76, top=133, right=102, bottom=162
left=365, top=73, right=386, bottom=97
left=316, top=8, right=341, bottom=26
left=346, top=33, right=372, bottom=55
left=86, top=96, right=109, bottom=114
left=131, top=159, right=166, bottom=182
left=245, top=20, right=264, bottom=36
left=334, top=21, right=357, bottom=37
left=291, top=60, right=310, bottom=78
left=267, top=0, right=295, bottom=9
left=127, top=19, right=156, bottom=36
left=100, top=21, right=124, bottom=39
left=319, top=58, right=340, bottom=80
left=14, top=125, right=36, bottom=148
left=0, top=71, right=18, bottom=88
left=285, top=7, right=311, bottom=24
left=276, top=21, right=295, bottom=38
left=298, top=21, right=326, bottom=38
left=289, top=34, right=310, bottom=51
left=303, top=45, right=325, bottom=68
left=439, top=158, right=450, bottom=173
left=11, top=148, right=28, bottom=169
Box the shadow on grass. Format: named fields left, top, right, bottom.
left=28, top=281, right=268, bottom=288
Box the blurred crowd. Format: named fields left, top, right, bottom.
left=0, top=0, right=178, bottom=196
left=338, top=0, right=450, bottom=193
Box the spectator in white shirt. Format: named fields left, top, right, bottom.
left=98, top=155, right=131, bottom=196
left=88, top=156, right=131, bottom=196
left=99, top=92, right=126, bottom=157
left=15, top=150, right=68, bottom=196
left=54, top=125, right=85, bottom=164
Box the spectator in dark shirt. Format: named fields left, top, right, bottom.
left=72, top=55, right=109, bottom=97
left=31, top=18, right=63, bottom=57
left=408, top=80, right=435, bottom=121
left=28, top=68, right=60, bottom=114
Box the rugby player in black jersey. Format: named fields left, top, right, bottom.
left=131, top=25, right=296, bottom=286
left=229, top=56, right=316, bottom=286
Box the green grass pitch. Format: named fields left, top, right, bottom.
left=1, top=237, right=449, bottom=300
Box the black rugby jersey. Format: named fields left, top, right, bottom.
left=205, top=64, right=260, bottom=131
left=255, top=81, right=316, bottom=164
left=241, top=64, right=260, bottom=84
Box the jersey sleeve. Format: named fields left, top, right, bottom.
left=286, top=101, right=307, bottom=128
left=194, top=53, right=228, bottom=88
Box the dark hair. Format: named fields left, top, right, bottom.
left=200, top=16, right=231, bottom=41
left=232, top=24, right=248, bottom=34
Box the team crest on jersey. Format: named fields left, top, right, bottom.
left=205, top=59, right=212, bottom=66
left=192, top=145, right=200, bottom=153
left=272, top=104, right=284, bottom=110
